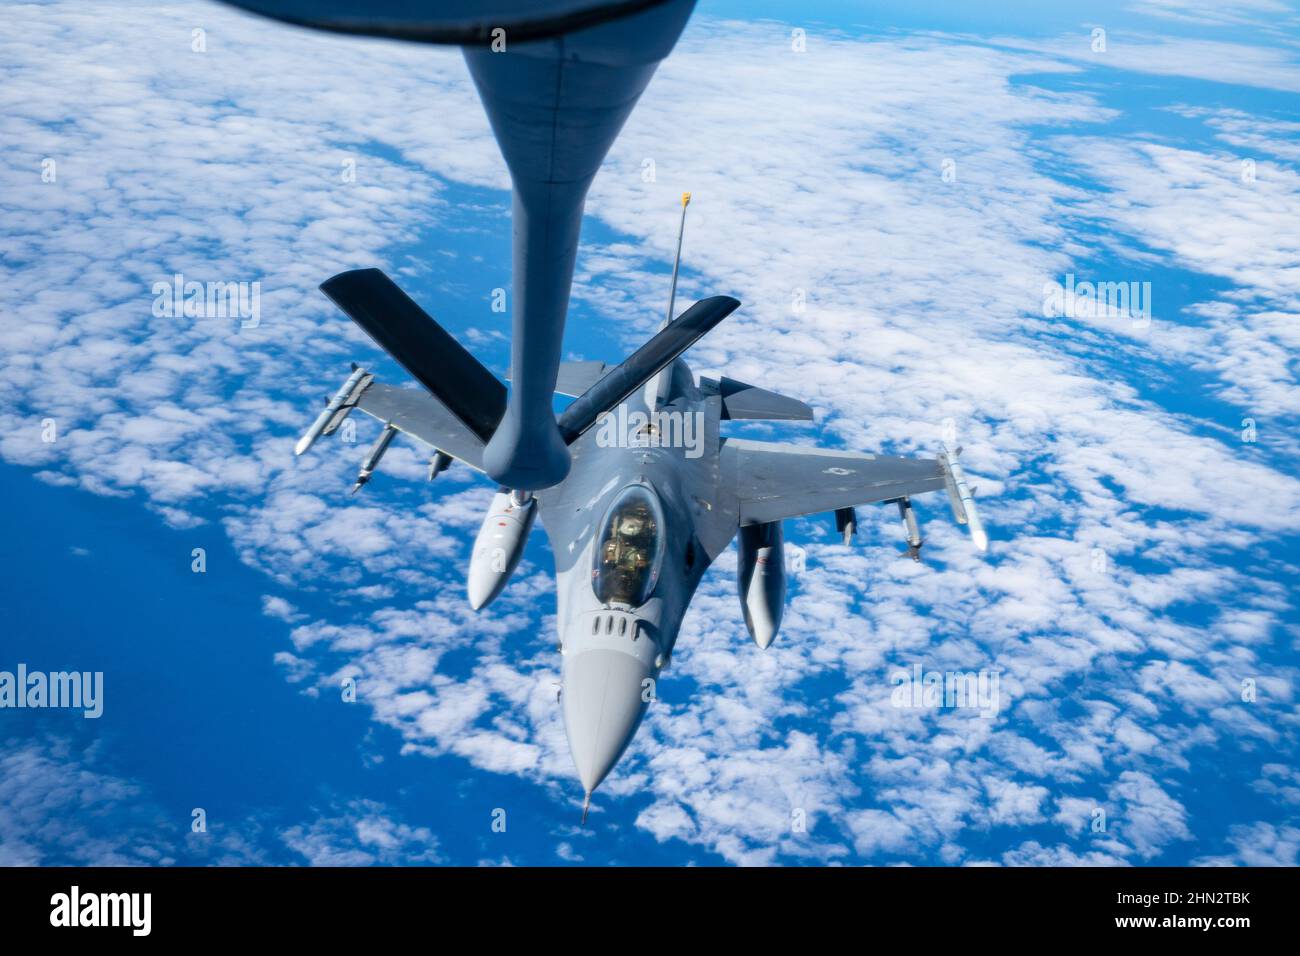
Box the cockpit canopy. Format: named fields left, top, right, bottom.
left=592, top=484, right=665, bottom=607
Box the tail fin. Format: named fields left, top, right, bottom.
left=320, top=269, right=506, bottom=443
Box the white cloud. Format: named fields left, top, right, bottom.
left=280, top=799, right=443, bottom=865
left=0, top=736, right=441, bottom=866
left=1130, top=0, right=1297, bottom=30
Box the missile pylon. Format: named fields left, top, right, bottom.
left=427, top=450, right=453, bottom=481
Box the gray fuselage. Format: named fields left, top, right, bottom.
left=537, top=358, right=739, bottom=794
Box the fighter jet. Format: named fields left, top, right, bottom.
left=220, top=0, right=700, bottom=490
left=295, top=197, right=990, bottom=819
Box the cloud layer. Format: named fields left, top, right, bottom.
left=1, top=0, right=1297, bottom=865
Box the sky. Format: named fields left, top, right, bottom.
left=0, top=0, right=1298, bottom=866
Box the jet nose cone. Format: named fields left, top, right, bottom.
left=562, top=648, right=653, bottom=794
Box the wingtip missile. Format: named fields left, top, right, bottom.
left=296, top=395, right=335, bottom=457
left=939, top=445, right=989, bottom=553
left=296, top=366, right=369, bottom=456
left=294, top=429, right=321, bottom=458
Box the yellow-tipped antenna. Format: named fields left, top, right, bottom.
left=647, top=192, right=693, bottom=409
left=665, top=192, right=691, bottom=328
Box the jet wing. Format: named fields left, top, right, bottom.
left=721, top=438, right=946, bottom=525
left=353, top=381, right=487, bottom=472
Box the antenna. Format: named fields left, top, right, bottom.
left=646, top=192, right=692, bottom=410
left=664, top=191, right=691, bottom=330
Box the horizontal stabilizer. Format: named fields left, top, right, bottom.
left=701, top=376, right=814, bottom=421
left=320, top=269, right=506, bottom=443
left=556, top=295, right=741, bottom=443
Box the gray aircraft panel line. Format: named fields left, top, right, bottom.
left=218, top=0, right=699, bottom=491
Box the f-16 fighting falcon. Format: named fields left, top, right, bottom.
left=221, top=0, right=700, bottom=490
left=294, top=195, right=990, bottom=819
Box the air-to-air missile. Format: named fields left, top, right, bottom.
left=896, top=495, right=924, bottom=561
left=352, top=423, right=398, bottom=494
left=939, top=445, right=989, bottom=553
left=295, top=364, right=369, bottom=456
